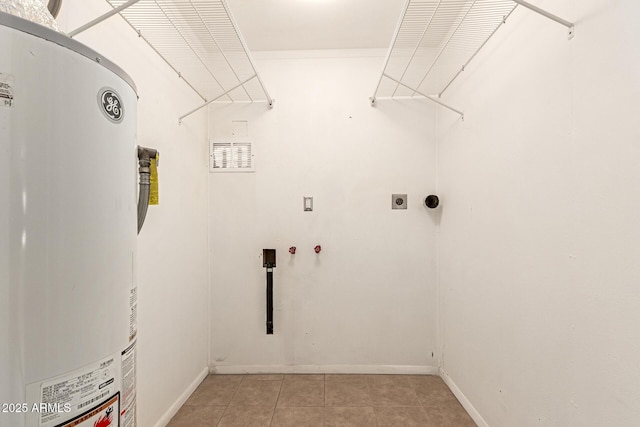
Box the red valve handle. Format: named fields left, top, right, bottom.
left=314, top=245, right=321, bottom=253
left=289, top=246, right=296, bottom=254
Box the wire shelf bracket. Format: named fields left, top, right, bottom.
left=512, top=0, right=574, bottom=39
left=69, top=0, right=274, bottom=123
left=178, top=75, right=257, bottom=124
left=371, top=0, right=574, bottom=116
left=372, top=74, right=464, bottom=120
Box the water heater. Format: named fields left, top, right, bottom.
left=1, top=11, right=138, bottom=427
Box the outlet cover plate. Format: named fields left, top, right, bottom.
left=392, top=194, right=407, bottom=209
left=303, top=196, right=313, bottom=211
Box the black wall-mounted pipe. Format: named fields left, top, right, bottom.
left=263, top=249, right=276, bottom=335
left=266, top=269, right=273, bottom=334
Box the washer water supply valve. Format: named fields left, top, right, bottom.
left=314, top=245, right=322, bottom=254
left=289, top=246, right=296, bottom=254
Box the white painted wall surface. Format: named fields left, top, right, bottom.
left=208, top=51, right=439, bottom=373
left=437, top=1, right=640, bottom=425
left=56, top=4, right=210, bottom=426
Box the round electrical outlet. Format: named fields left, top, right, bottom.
left=391, top=194, right=408, bottom=210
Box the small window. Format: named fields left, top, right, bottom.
left=209, top=137, right=254, bottom=172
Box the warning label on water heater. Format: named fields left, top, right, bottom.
left=56, top=393, right=119, bottom=427
left=120, top=341, right=136, bottom=427
left=36, top=354, right=120, bottom=427
left=0, top=73, right=14, bottom=108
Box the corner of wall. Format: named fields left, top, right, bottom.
left=439, top=368, right=489, bottom=427
left=152, top=367, right=209, bottom=427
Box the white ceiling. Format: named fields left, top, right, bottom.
left=226, top=0, right=407, bottom=51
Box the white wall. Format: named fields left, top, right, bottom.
left=41, top=0, right=640, bottom=424
left=437, top=0, right=640, bottom=425
left=208, top=50, right=439, bottom=373
left=57, top=3, right=210, bottom=426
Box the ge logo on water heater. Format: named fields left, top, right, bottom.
left=98, top=87, right=124, bottom=123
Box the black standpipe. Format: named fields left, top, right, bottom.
left=263, top=249, right=276, bottom=335
left=266, top=270, right=273, bottom=334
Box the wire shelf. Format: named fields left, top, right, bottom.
left=104, top=0, right=272, bottom=116
left=372, top=0, right=574, bottom=117
left=375, top=0, right=516, bottom=101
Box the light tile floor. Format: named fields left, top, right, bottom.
left=168, top=374, right=476, bottom=426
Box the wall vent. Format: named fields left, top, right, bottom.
left=210, top=137, right=254, bottom=172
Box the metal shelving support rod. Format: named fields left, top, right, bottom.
left=511, top=0, right=574, bottom=38
left=439, top=5, right=519, bottom=97
left=383, top=74, right=464, bottom=119
left=222, top=0, right=273, bottom=108
left=370, top=0, right=411, bottom=106
left=179, top=75, right=256, bottom=124
left=68, top=0, right=141, bottom=37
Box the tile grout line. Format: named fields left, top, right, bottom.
left=323, top=374, right=326, bottom=408
left=215, top=375, right=245, bottom=427
left=407, top=376, right=422, bottom=406
left=267, top=376, right=285, bottom=426
left=407, top=377, right=432, bottom=422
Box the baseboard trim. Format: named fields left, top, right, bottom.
left=210, top=364, right=439, bottom=375
left=439, top=368, right=489, bottom=427
left=155, top=366, right=209, bottom=427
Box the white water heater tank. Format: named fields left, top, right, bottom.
left=0, top=11, right=138, bottom=427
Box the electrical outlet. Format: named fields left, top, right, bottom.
left=392, top=194, right=407, bottom=209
